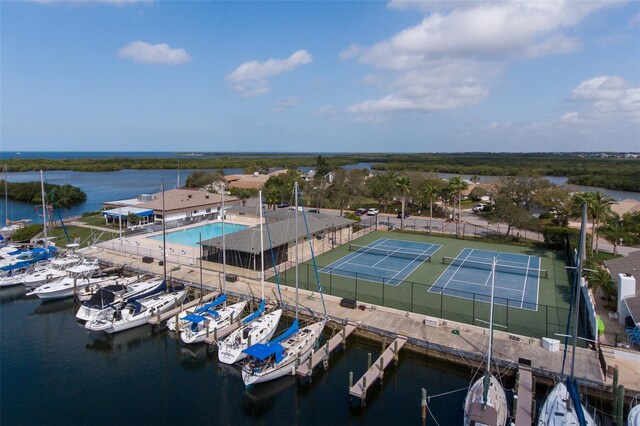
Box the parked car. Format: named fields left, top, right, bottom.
left=355, top=208, right=367, bottom=215
left=277, top=201, right=290, bottom=208
left=367, top=208, right=379, bottom=216
left=308, top=208, right=320, bottom=214
left=472, top=204, right=487, bottom=213
left=396, top=212, right=410, bottom=219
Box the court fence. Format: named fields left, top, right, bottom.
left=274, top=260, right=572, bottom=341
left=377, top=216, right=544, bottom=247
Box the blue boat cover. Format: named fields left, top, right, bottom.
left=271, top=319, right=299, bottom=345
left=242, top=342, right=286, bottom=363
left=129, top=280, right=166, bottom=303
left=130, top=301, right=143, bottom=314
left=241, top=300, right=265, bottom=324
left=183, top=314, right=207, bottom=323
left=195, top=294, right=227, bottom=313
left=566, top=378, right=587, bottom=426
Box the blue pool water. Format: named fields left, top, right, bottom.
left=149, top=222, right=248, bottom=247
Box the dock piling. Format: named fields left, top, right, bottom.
left=367, top=353, right=372, bottom=369
left=617, top=384, right=624, bottom=425
left=421, top=388, right=427, bottom=425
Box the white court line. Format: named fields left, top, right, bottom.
left=519, top=256, right=532, bottom=309
left=436, top=248, right=476, bottom=294
left=321, top=238, right=390, bottom=270
left=385, top=246, right=435, bottom=284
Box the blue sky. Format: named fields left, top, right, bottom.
left=1, top=0, right=639, bottom=153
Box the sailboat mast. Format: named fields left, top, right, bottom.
left=259, top=190, right=264, bottom=301
left=40, top=170, right=48, bottom=248
left=221, top=187, right=227, bottom=294
left=161, top=183, right=167, bottom=283
left=570, top=202, right=588, bottom=378
left=483, top=256, right=497, bottom=407
left=3, top=164, right=8, bottom=226
left=294, top=181, right=299, bottom=321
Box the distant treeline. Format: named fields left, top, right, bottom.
left=4, top=152, right=639, bottom=192
left=1, top=180, right=86, bottom=208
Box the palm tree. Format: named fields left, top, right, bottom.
left=599, top=217, right=626, bottom=255
left=395, top=175, right=412, bottom=230
left=586, top=267, right=616, bottom=302
left=449, top=176, right=469, bottom=236
left=470, top=175, right=480, bottom=185
left=572, top=191, right=616, bottom=253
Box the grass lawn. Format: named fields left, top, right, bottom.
left=77, top=214, right=118, bottom=228
left=48, top=225, right=119, bottom=249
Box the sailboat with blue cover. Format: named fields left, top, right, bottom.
left=537, top=203, right=598, bottom=426
left=218, top=190, right=282, bottom=364
left=179, top=188, right=247, bottom=344
left=241, top=182, right=326, bottom=387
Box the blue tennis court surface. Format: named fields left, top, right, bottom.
left=320, top=238, right=442, bottom=286
left=429, top=248, right=541, bottom=311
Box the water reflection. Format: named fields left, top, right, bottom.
left=85, top=325, right=153, bottom=352
left=0, top=286, right=27, bottom=304
left=30, top=298, right=75, bottom=315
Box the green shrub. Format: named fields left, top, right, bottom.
left=10, top=224, right=44, bottom=242
left=343, top=212, right=361, bottom=222
left=543, top=226, right=578, bottom=250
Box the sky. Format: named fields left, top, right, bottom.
left=1, top=0, right=639, bottom=153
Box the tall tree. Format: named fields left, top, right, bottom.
left=571, top=191, right=616, bottom=253
left=421, top=179, right=443, bottom=220
left=327, top=168, right=366, bottom=216
left=366, top=172, right=396, bottom=213
left=395, top=175, right=412, bottom=230
left=448, top=176, right=468, bottom=236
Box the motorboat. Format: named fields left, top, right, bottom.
left=22, top=253, right=82, bottom=289
left=26, top=259, right=105, bottom=300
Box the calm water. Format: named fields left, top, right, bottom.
left=149, top=222, right=248, bottom=247
left=0, top=285, right=480, bottom=425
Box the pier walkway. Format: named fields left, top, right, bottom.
left=86, top=248, right=640, bottom=396
left=297, top=322, right=357, bottom=377
left=515, top=364, right=533, bottom=426
left=349, top=336, right=407, bottom=401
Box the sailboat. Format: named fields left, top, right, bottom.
left=0, top=164, right=29, bottom=238
left=537, top=203, right=598, bottom=426
left=85, top=183, right=187, bottom=334
left=629, top=394, right=640, bottom=426
left=179, top=187, right=247, bottom=344
left=241, top=182, right=325, bottom=387
left=218, top=190, right=282, bottom=364
left=463, top=257, right=509, bottom=426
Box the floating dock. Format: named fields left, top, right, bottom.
left=297, top=322, right=357, bottom=377
left=515, top=364, right=533, bottom=426
left=204, top=320, right=241, bottom=344
left=349, top=335, right=407, bottom=402
left=148, top=291, right=219, bottom=325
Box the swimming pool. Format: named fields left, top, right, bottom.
left=148, top=222, right=248, bottom=247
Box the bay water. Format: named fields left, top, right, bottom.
left=0, top=285, right=476, bottom=425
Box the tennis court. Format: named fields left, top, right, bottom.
left=429, top=248, right=542, bottom=311
left=319, top=238, right=442, bottom=286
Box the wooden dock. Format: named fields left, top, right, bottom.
left=297, top=322, right=357, bottom=377
left=515, top=364, right=533, bottom=426
left=349, top=336, right=407, bottom=401
left=148, top=291, right=219, bottom=325
left=204, top=320, right=241, bottom=345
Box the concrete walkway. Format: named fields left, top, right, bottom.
left=83, top=247, right=640, bottom=394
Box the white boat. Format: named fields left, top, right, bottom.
left=538, top=205, right=599, bottom=426
left=629, top=395, right=640, bottom=426
left=537, top=381, right=598, bottom=425
left=180, top=300, right=248, bottom=344
left=22, top=253, right=81, bottom=289
left=75, top=274, right=140, bottom=302
left=242, top=319, right=325, bottom=386
left=241, top=182, right=326, bottom=386
left=219, top=190, right=283, bottom=364
left=166, top=293, right=226, bottom=332
left=0, top=262, right=47, bottom=287
left=75, top=277, right=162, bottom=322
left=85, top=287, right=187, bottom=334
left=29, top=274, right=119, bottom=300
left=27, top=259, right=104, bottom=300
left=463, top=258, right=509, bottom=426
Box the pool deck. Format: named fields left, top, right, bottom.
left=82, top=246, right=640, bottom=398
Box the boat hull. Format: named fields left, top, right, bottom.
left=218, top=309, right=282, bottom=365
left=180, top=301, right=247, bottom=344
left=537, top=382, right=598, bottom=425
left=463, top=375, right=508, bottom=426
left=242, top=320, right=324, bottom=386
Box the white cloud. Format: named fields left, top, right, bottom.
left=227, top=50, right=313, bottom=97
left=630, top=11, right=640, bottom=27
left=343, top=1, right=618, bottom=121
left=570, top=76, right=640, bottom=122
left=118, top=41, right=191, bottom=65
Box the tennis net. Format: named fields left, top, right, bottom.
left=348, top=244, right=432, bottom=262
left=442, top=256, right=548, bottom=279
